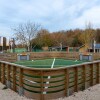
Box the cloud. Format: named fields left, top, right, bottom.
left=71, top=5, right=100, bottom=29
left=0, top=0, right=100, bottom=37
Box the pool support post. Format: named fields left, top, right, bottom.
left=6, top=65, right=11, bottom=88
left=18, top=68, right=24, bottom=96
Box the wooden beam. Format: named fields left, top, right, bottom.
left=6, top=64, right=11, bottom=88
left=65, top=69, right=69, bottom=96
left=90, top=64, right=93, bottom=86
left=82, top=65, right=86, bottom=90
left=41, top=70, right=44, bottom=100
left=19, top=68, right=24, bottom=96
left=96, top=63, right=100, bottom=83
left=12, top=66, right=16, bottom=91
left=0, top=63, right=1, bottom=81
left=7, top=65, right=10, bottom=81
left=19, top=68, right=23, bottom=87
left=74, top=67, right=78, bottom=92
left=1, top=64, right=5, bottom=84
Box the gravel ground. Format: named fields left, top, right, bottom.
left=57, top=84, right=100, bottom=100
left=0, top=83, right=100, bottom=100
left=0, top=83, right=32, bottom=100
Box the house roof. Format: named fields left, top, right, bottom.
left=92, top=44, right=100, bottom=49
left=79, top=43, right=100, bottom=49
left=79, top=44, right=85, bottom=49
left=49, top=46, right=68, bottom=49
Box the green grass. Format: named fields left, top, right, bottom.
left=14, top=58, right=86, bottom=68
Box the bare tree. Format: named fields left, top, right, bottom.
left=52, top=31, right=66, bottom=51
left=13, top=21, right=41, bottom=51
left=78, top=22, right=95, bottom=46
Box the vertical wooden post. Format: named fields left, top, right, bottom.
left=41, top=70, right=44, bottom=100
left=19, top=68, right=24, bottom=96
left=82, top=65, right=86, bottom=90
left=0, top=63, right=1, bottom=81
left=1, top=63, right=5, bottom=84
left=6, top=65, right=11, bottom=88
left=12, top=66, right=16, bottom=91
left=7, top=65, right=10, bottom=80
left=65, top=69, right=69, bottom=96
left=96, top=63, right=100, bottom=83
left=74, top=67, right=78, bottom=92
left=90, top=64, right=93, bottom=86
left=19, top=68, right=23, bottom=87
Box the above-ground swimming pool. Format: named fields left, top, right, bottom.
left=1, top=58, right=99, bottom=100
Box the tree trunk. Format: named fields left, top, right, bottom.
left=27, top=46, right=30, bottom=52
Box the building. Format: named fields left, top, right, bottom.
left=79, top=43, right=100, bottom=53
left=89, top=44, right=100, bottom=52
left=0, top=36, right=9, bottom=52
left=49, top=46, right=69, bottom=52
left=0, top=37, right=6, bottom=51
left=49, top=46, right=79, bottom=52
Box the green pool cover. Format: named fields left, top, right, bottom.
left=14, top=58, right=87, bottom=68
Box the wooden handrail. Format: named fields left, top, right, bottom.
left=0, top=60, right=99, bottom=70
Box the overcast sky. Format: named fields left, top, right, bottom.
left=0, top=0, right=100, bottom=37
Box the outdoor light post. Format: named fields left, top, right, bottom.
left=10, top=41, right=13, bottom=53
left=93, top=40, right=96, bottom=53
left=60, top=43, right=62, bottom=51
left=9, top=38, right=15, bottom=53
left=2, top=44, right=3, bottom=52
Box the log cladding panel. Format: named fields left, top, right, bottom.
left=93, top=53, right=100, bottom=60
left=23, top=75, right=41, bottom=82
left=44, top=75, right=65, bottom=82
left=30, top=52, right=69, bottom=60
left=23, top=79, right=41, bottom=87
left=22, top=69, right=42, bottom=100
left=23, top=69, right=41, bottom=76
left=43, top=80, right=65, bottom=87
left=43, top=70, right=65, bottom=76
left=0, top=53, right=17, bottom=62
left=44, top=85, right=65, bottom=92
left=24, top=90, right=41, bottom=100
left=44, top=90, right=65, bottom=100
left=42, top=69, right=65, bottom=99
left=23, top=84, right=41, bottom=92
